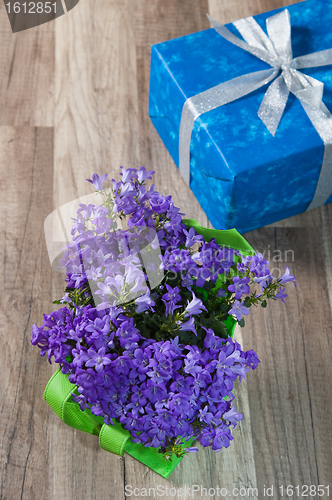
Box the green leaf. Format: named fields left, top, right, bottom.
left=211, top=318, right=228, bottom=338
left=199, top=281, right=216, bottom=294
left=220, top=303, right=229, bottom=314
left=211, top=273, right=227, bottom=293
left=243, top=296, right=252, bottom=308
left=199, top=316, right=228, bottom=340
left=178, top=330, right=198, bottom=346
left=239, top=318, right=245, bottom=327
left=261, top=300, right=267, bottom=308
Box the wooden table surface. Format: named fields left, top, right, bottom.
left=1, top=0, right=332, bottom=498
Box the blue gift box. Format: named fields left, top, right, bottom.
left=149, top=0, right=332, bottom=233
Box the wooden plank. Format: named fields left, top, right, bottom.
left=208, top=0, right=301, bottom=24
left=312, top=205, right=332, bottom=314
left=242, top=227, right=332, bottom=496
left=0, top=127, right=53, bottom=500
left=54, top=0, right=140, bottom=208
left=54, top=0, right=210, bottom=225
left=48, top=423, right=125, bottom=500
left=134, top=0, right=212, bottom=227
left=0, top=3, right=54, bottom=127
left=267, top=204, right=332, bottom=321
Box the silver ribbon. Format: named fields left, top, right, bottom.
left=179, top=9, right=332, bottom=211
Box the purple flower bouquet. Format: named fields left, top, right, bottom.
left=31, top=168, right=296, bottom=473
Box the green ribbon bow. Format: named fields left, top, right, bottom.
left=44, top=221, right=253, bottom=478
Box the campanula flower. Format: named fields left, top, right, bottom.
left=86, top=173, right=107, bottom=191
left=279, top=266, right=297, bottom=287
left=228, top=276, right=250, bottom=300
left=184, top=293, right=207, bottom=317
left=228, top=300, right=250, bottom=322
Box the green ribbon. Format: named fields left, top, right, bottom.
left=44, top=369, right=197, bottom=478
left=182, top=219, right=254, bottom=255
left=182, top=218, right=254, bottom=292
left=44, top=221, right=252, bottom=478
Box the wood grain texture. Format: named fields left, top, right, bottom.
left=208, top=0, right=300, bottom=24
left=267, top=204, right=332, bottom=318
left=242, top=227, right=332, bottom=497
left=54, top=0, right=211, bottom=225
left=0, top=0, right=332, bottom=498
left=133, top=1, right=212, bottom=228
left=0, top=3, right=54, bottom=126
left=54, top=0, right=140, bottom=208
left=0, top=127, right=53, bottom=500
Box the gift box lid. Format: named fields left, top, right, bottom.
left=149, top=0, right=332, bottom=201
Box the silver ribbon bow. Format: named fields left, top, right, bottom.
left=179, top=9, right=332, bottom=211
